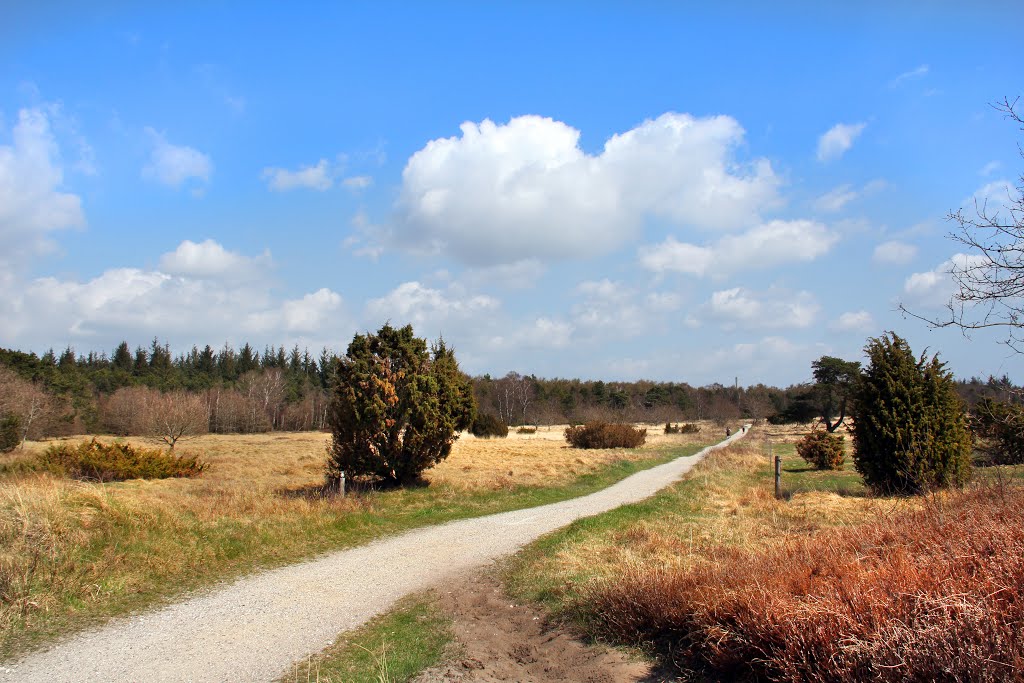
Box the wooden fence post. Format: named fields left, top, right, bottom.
left=774, top=455, right=782, bottom=500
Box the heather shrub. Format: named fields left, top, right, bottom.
left=664, top=422, right=679, bottom=434
left=589, top=485, right=1024, bottom=681
left=470, top=412, right=509, bottom=438
left=517, top=425, right=537, bottom=434
left=0, top=413, right=20, bottom=453
left=38, top=439, right=207, bottom=482
left=565, top=422, right=646, bottom=449
left=796, top=430, right=845, bottom=470
left=852, top=333, right=972, bottom=494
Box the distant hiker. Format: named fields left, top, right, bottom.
left=726, top=427, right=732, bottom=437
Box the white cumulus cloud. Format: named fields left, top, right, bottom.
left=0, top=107, right=85, bottom=269
left=817, top=122, right=866, bottom=162
left=463, top=259, right=545, bottom=290
left=638, top=220, right=836, bottom=278
left=365, top=281, right=500, bottom=329
left=963, top=179, right=1020, bottom=214
left=705, top=287, right=819, bottom=330
left=0, top=240, right=347, bottom=351
left=831, top=310, right=874, bottom=332
left=903, top=253, right=987, bottom=307
left=159, top=239, right=272, bottom=281
left=395, top=112, right=781, bottom=265
left=143, top=128, right=212, bottom=188
left=489, top=317, right=574, bottom=350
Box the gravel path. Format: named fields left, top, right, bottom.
left=1, top=429, right=747, bottom=683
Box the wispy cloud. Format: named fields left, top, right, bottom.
left=262, top=159, right=333, bottom=191
left=889, top=64, right=929, bottom=88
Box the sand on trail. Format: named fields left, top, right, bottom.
left=0, top=430, right=747, bottom=683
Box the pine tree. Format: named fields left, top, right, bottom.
left=58, top=346, right=76, bottom=369
left=238, top=343, right=257, bottom=375
left=218, top=342, right=237, bottom=380
left=112, top=341, right=133, bottom=371
left=851, top=332, right=972, bottom=494
left=133, top=346, right=149, bottom=375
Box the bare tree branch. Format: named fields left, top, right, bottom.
left=900, top=97, right=1024, bottom=351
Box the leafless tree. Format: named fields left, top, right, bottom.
left=493, top=372, right=535, bottom=425
left=101, top=386, right=149, bottom=435
left=100, top=386, right=208, bottom=448
left=147, top=390, right=209, bottom=449
left=240, top=369, right=286, bottom=431
left=0, top=367, right=59, bottom=448
left=900, top=97, right=1024, bottom=351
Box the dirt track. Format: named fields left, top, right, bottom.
left=0, top=430, right=746, bottom=682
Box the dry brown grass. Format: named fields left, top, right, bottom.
left=1, top=426, right=710, bottom=658
left=513, top=438, right=889, bottom=597
left=431, top=423, right=712, bottom=490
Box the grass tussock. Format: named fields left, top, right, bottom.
left=589, top=484, right=1024, bottom=681
left=38, top=439, right=207, bottom=482
left=565, top=422, right=647, bottom=449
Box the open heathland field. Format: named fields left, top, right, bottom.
left=503, top=422, right=1024, bottom=681
left=0, top=422, right=718, bottom=660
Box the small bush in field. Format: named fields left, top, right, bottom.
left=565, top=422, right=646, bottom=449
left=471, top=413, right=509, bottom=438
left=666, top=423, right=701, bottom=435
left=39, top=439, right=207, bottom=482
left=0, top=413, right=20, bottom=453
left=517, top=425, right=537, bottom=434
left=796, top=430, right=845, bottom=470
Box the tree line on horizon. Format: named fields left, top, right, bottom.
left=0, top=338, right=1018, bottom=444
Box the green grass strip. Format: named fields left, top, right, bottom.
left=279, top=596, right=453, bottom=683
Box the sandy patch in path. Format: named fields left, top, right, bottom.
left=415, top=571, right=657, bottom=683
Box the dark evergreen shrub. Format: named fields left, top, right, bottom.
left=851, top=333, right=972, bottom=494
left=327, top=324, right=476, bottom=485
left=970, top=398, right=1024, bottom=465
left=564, top=422, right=646, bottom=449
left=665, top=422, right=700, bottom=434
left=471, top=413, right=509, bottom=438
left=796, top=430, right=845, bottom=470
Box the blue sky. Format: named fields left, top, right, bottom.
left=1, top=2, right=1022, bottom=386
